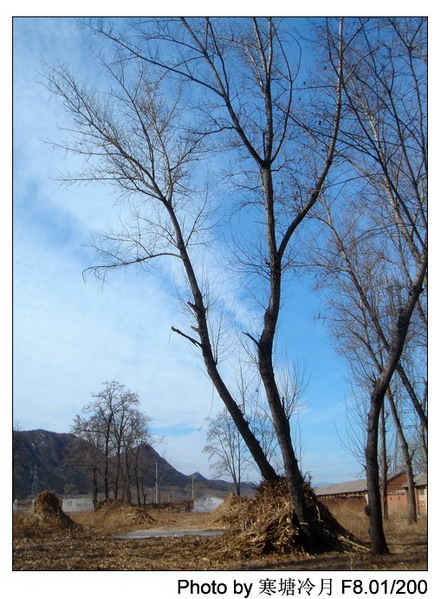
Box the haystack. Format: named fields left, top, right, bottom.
left=95, top=499, right=156, bottom=526
left=35, top=490, right=77, bottom=527
left=210, top=480, right=367, bottom=559
left=13, top=490, right=80, bottom=538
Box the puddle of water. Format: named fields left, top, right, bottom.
left=115, top=529, right=225, bottom=540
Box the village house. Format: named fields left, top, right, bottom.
left=315, top=472, right=427, bottom=516
left=403, top=474, right=427, bottom=516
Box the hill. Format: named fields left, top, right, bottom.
left=13, top=429, right=255, bottom=500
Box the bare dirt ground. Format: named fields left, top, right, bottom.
left=13, top=501, right=427, bottom=571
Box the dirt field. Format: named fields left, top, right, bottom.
left=13, top=498, right=427, bottom=571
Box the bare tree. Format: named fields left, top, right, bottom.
left=121, top=407, right=152, bottom=503
left=132, top=441, right=154, bottom=507
left=72, top=383, right=122, bottom=499
left=72, top=381, right=151, bottom=501
left=204, top=409, right=251, bottom=495
left=46, top=17, right=359, bottom=553
left=309, top=17, right=427, bottom=554
left=46, top=44, right=277, bottom=486
left=69, top=420, right=103, bottom=507
left=98, top=16, right=345, bottom=549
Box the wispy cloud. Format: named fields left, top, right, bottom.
left=13, top=228, right=222, bottom=473
left=12, top=17, right=360, bottom=483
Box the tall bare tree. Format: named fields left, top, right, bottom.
left=91, top=16, right=345, bottom=549
left=309, top=17, right=427, bottom=554
left=121, top=408, right=152, bottom=502
left=47, top=17, right=364, bottom=552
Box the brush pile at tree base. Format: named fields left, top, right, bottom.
left=210, top=479, right=368, bottom=558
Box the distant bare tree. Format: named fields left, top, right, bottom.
left=204, top=409, right=251, bottom=495
left=72, top=381, right=151, bottom=501
left=121, top=409, right=152, bottom=503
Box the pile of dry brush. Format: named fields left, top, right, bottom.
left=209, top=480, right=367, bottom=559
left=14, top=493, right=157, bottom=538
left=13, top=490, right=79, bottom=537
left=94, top=498, right=156, bottom=527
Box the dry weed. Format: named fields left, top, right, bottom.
left=70, top=499, right=155, bottom=533
left=324, top=504, right=370, bottom=540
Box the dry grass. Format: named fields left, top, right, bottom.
left=71, top=503, right=216, bottom=533
left=327, top=502, right=428, bottom=548
left=13, top=488, right=427, bottom=571
left=208, top=481, right=368, bottom=561
left=325, top=503, right=370, bottom=539
left=70, top=499, right=156, bottom=533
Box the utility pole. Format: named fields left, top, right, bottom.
left=30, top=465, right=39, bottom=497
left=155, top=461, right=159, bottom=506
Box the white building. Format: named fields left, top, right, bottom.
left=62, top=496, right=94, bottom=513
left=193, top=496, right=224, bottom=513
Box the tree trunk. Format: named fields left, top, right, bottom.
left=405, top=469, right=418, bottom=524
left=168, top=205, right=279, bottom=482
left=380, top=406, right=388, bottom=520
left=396, top=363, right=428, bottom=431
left=134, top=447, right=142, bottom=507
left=386, top=390, right=417, bottom=524
left=366, top=399, right=390, bottom=555
left=114, top=462, right=120, bottom=499
left=256, top=165, right=325, bottom=552
left=92, top=466, right=98, bottom=509
left=136, top=477, right=141, bottom=507
left=203, top=358, right=278, bottom=481
left=258, top=342, right=315, bottom=547
left=104, top=456, right=110, bottom=499
left=366, top=252, right=426, bottom=555
left=124, top=451, right=132, bottom=503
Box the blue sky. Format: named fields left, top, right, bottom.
left=12, top=16, right=366, bottom=485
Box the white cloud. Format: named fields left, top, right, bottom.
left=11, top=18, right=226, bottom=478
left=12, top=16, right=361, bottom=484
left=14, top=235, right=217, bottom=423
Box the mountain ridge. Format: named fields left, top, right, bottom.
left=13, top=428, right=256, bottom=500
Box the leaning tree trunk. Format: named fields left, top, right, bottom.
left=167, top=204, right=279, bottom=483
left=258, top=341, right=317, bottom=550
left=255, top=338, right=362, bottom=554
left=255, top=259, right=312, bottom=545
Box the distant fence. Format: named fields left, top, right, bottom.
left=13, top=499, right=34, bottom=513
left=143, top=500, right=194, bottom=512
left=13, top=496, right=199, bottom=513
